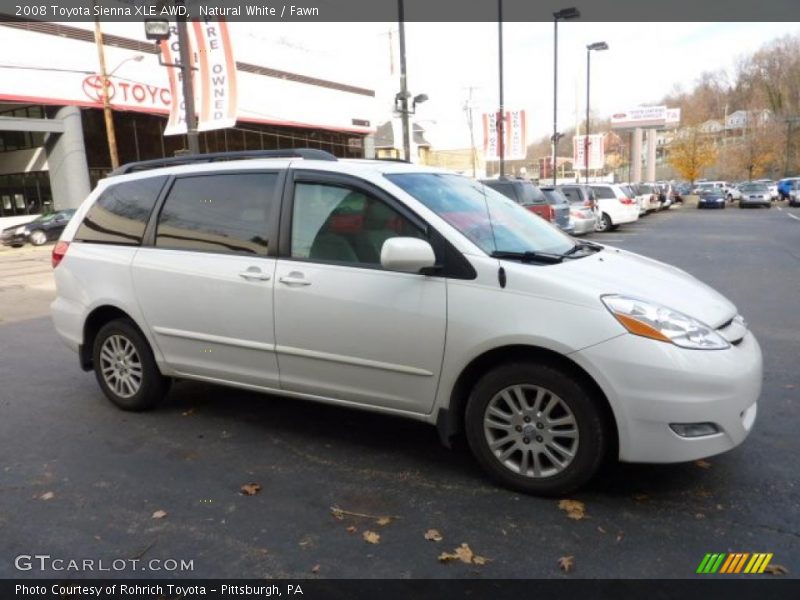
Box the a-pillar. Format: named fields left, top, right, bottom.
left=44, top=106, right=91, bottom=210
left=646, top=129, right=657, bottom=182
left=631, top=128, right=643, bottom=183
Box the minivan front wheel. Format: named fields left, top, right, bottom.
left=92, top=319, right=169, bottom=411
left=465, top=362, right=607, bottom=496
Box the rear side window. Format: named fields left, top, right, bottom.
left=593, top=186, right=615, bottom=199
left=75, top=176, right=165, bottom=245
left=484, top=182, right=518, bottom=203
left=155, top=173, right=277, bottom=256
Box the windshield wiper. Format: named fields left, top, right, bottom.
left=491, top=250, right=564, bottom=264
left=563, top=240, right=604, bottom=256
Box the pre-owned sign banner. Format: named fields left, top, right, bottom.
left=482, top=110, right=527, bottom=161
left=573, top=134, right=605, bottom=171
left=162, top=19, right=238, bottom=136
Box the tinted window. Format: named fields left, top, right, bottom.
left=593, top=186, right=615, bottom=199
left=541, top=189, right=569, bottom=205
left=560, top=186, right=579, bottom=202
left=483, top=181, right=518, bottom=203
left=75, top=177, right=165, bottom=245
left=517, top=183, right=547, bottom=206
left=291, top=182, right=424, bottom=266
left=155, top=173, right=276, bottom=256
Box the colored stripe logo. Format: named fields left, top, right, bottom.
left=697, top=553, right=773, bottom=574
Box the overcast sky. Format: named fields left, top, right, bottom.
left=233, top=21, right=800, bottom=149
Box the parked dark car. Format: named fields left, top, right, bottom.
left=539, top=186, right=576, bottom=234
left=480, top=177, right=572, bottom=232
left=0, top=209, right=76, bottom=247
left=697, top=191, right=726, bottom=209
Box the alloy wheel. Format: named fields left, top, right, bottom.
left=99, top=334, right=143, bottom=399
left=483, top=384, right=579, bottom=479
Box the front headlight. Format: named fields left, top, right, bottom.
left=602, top=295, right=730, bottom=350
left=14, top=226, right=27, bottom=234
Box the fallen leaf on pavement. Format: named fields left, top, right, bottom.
left=182, top=408, right=195, bottom=416
left=558, top=499, right=586, bottom=520
left=616, top=532, right=624, bottom=542
left=311, top=564, right=320, bottom=574
left=695, top=460, right=712, bottom=469
left=362, top=530, right=380, bottom=544
left=597, top=526, right=607, bottom=534
left=783, top=384, right=796, bottom=389
left=632, top=493, right=649, bottom=501
left=763, top=564, right=789, bottom=576
left=151, top=510, right=167, bottom=519
left=424, top=529, right=443, bottom=542
left=438, top=543, right=489, bottom=565
left=40, top=492, right=54, bottom=501
left=558, top=556, right=575, bottom=572
left=240, top=483, right=262, bottom=496
left=329, top=505, right=399, bottom=522
left=346, top=526, right=357, bottom=534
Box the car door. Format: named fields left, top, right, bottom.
left=131, top=170, right=283, bottom=388
left=273, top=170, right=447, bottom=414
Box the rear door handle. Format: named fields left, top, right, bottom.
left=279, top=272, right=311, bottom=286
left=239, top=267, right=271, bottom=281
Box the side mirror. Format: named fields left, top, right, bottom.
left=380, top=237, right=436, bottom=273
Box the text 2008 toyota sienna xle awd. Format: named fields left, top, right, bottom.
left=50, top=149, right=762, bottom=496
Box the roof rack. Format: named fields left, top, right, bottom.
left=110, top=148, right=337, bottom=176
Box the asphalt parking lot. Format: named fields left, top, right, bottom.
left=1, top=203, right=798, bottom=579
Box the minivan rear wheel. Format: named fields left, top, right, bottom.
left=465, top=362, right=607, bottom=496
left=92, top=319, right=169, bottom=411
left=595, top=213, right=613, bottom=232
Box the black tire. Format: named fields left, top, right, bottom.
left=92, top=318, right=169, bottom=411
left=464, top=362, right=608, bottom=496
left=595, top=213, right=613, bottom=233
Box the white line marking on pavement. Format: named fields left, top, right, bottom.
left=787, top=212, right=800, bottom=221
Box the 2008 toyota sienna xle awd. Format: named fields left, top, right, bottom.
left=50, top=149, right=762, bottom=496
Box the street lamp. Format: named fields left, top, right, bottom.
left=552, top=7, right=580, bottom=185
left=585, top=41, right=608, bottom=184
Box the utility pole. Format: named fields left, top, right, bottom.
left=176, top=4, right=199, bottom=155
left=497, top=0, right=505, bottom=177
left=397, top=0, right=411, bottom=162
left=463, top=86, right=478, bottom=178
left=93, top=16, right=119, bottom=170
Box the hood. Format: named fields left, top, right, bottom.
left=2, top=221, right=34, bottom=233
left=507, top=246, right=738, bottom=329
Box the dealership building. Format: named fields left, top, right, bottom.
left=0, top=18, right=377, bottom=225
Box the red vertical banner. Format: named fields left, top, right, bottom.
left=192, top=18, right=238, bottom=131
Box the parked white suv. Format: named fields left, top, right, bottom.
left=588, top=183, right=640, bottom=232
left=51, top=150, right=762, bottom=495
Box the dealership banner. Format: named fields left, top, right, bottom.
left=482, top=110, right=527, bottom=161
left=162, top=19, right=238, bottom=135
left=610, top=106, right=667, bottom=129
left=573, top=134, right=605, bottom=171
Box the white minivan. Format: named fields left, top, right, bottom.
left=588, top=183, right=640, bottom=232
left=51, top=150, right=762, bottom=496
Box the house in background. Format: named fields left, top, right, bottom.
left=374, top=120, right=431, bottom=163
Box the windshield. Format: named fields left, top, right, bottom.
left=386, top=173, right=574, bottom=256
left=740, top=184, right=768, bottom=193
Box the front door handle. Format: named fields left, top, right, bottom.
left=239, top=267, right=271, bottom=281
left=279, top=272, right=311, bottom=286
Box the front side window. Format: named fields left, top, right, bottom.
left=155, top=173, right=276, bottom=256
left=386, top=173, right=573, bottom=256
left=75, top=176, right=166, bottom=245
left=291, top=182, right=424, bottom=266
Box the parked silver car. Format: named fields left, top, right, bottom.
left=738, top=183, right=771, bottom=208
left=557, top=184, right=599, bottom=235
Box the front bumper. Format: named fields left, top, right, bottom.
left=572, top=330, right=762, bottom=463
left=1, top=231, right=27, bottom=246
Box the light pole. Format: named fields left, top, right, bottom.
left=585, top=41, right=608, bottom=184
left=552, top=7, right=580, bottom=185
